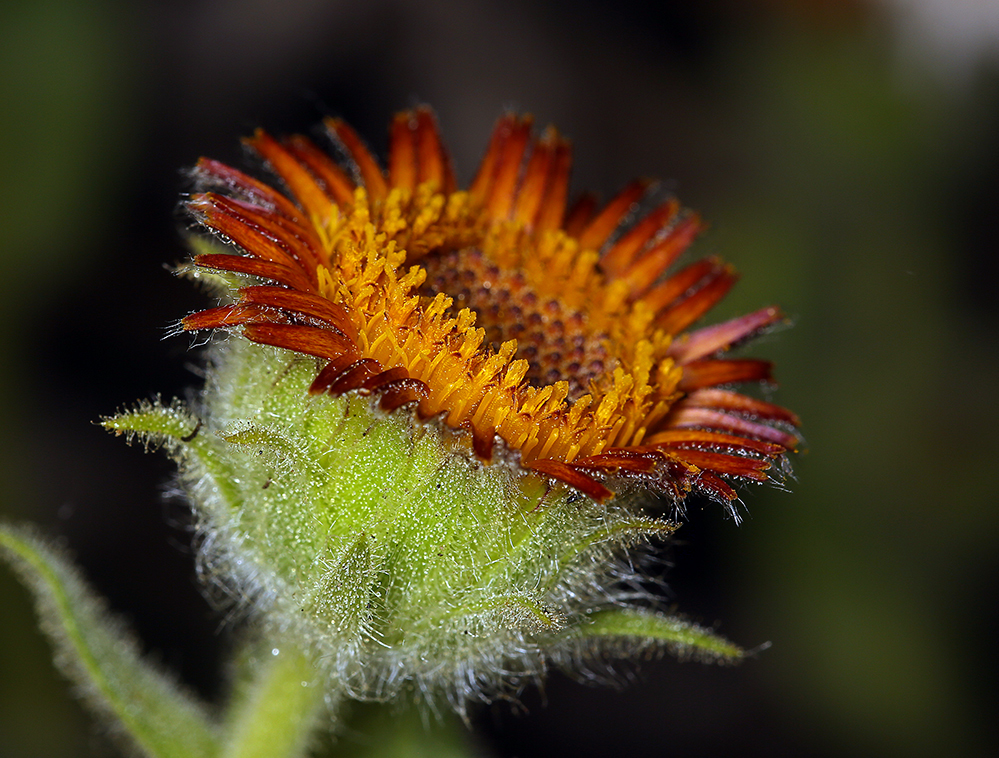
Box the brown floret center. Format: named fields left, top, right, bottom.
left=420, top=248, right=609, bottom=399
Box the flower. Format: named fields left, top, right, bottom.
left=95, top=105, right=799, bottom=715
left=183, top=107, right=798, bottom=512
left=0, top=106, right=801, bottom=752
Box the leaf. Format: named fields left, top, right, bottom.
left=566, top=608, right=746, bottom=663
left=0, top=523, right=222, bottom=758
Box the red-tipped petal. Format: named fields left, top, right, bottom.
left=563, top=193, right=599, bottom=238
left=325, top=359, right=383, bottom=394
left=656, top=264, right=738, bottom=335
left=574, top=450, right=661, bottom=475
left=193, top=254, right=316, bottom=293
left=680, top=388, right=800, bottom=426
left=378, top=378, right=430, bottom=411
left=309, top=354, right=364, bottom=394
left=533, top=134, right=571, bottom=233
left=576, top=179, right=650, bottom=252
left=677, top=449, right=771, bottom=481
left=190, top=193, right=323, bottom=277
left=621, top=214, right=702, bottom=298
left=192, top=158, right=305, bottom=223
left=283, top=135, right=356, bottom=206
left=669, top=306, right=783, bottom=364
left=645, top=429, right=785, bottom=457
left=245, top=130, right=335, bottom=222
left=182, top=304, right=272, bottom=331
left=238, top=286, right=358, bottom=341
left=678, top=359, right=774, bottom=392
left=528, top=459, right=613, bottom=502
left=469, top=422, right=496, bottom=461
left=360, top=366, right=410, bottom=392
left=600, top=199, right=679, bottom=276
left=693, top=470, right=738, bottom=502
left=242, top=322, right=356, bottom=361
left=485, top=116, right=533, bottom=221
left=662, top=406, right=799, bottom=450
left=325, top=117, right=388, bottom=201
left=415, top=107, right=454, bottom=192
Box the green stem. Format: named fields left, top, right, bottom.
left=222, top=645, right=333, bottom=758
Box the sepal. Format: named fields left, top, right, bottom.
left=102, top=400, right=242, bottom=511
left=564, top=607, right=745, bottom=663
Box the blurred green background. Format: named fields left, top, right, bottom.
left=1, top=1, right=996, bottom=756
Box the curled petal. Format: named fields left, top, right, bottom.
left=183, top=109, right=800, bottom=508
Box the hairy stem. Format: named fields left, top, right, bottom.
left=222, top=644, right=333, bottom=758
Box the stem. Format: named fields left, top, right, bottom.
left=222, top=645, right=334, bottom=758
left=336, top=702, right=477, bottom=758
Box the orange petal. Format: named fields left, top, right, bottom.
left=192, top=158, right=306, bottom=223
left=621, top=214, right=702, bottom=298
left=668, top=306, right=782, bottom=364
left=656, top=264, right=738, bottom=335
left=282, top=135, right=356, bottom=206
left=576, top=179, right=650, bottom=252
left=238, top=286, right=358, bottom=341
left=325, top=117, right=388, bottom=201
left=242, top=322, right=355, bottom=360
left=244, top=130, right=336, bottom=223
left=643, top=258, right=718, bottom=315
left=485, top=115, right=533, bottom=220
left=193, top=254, right=316, bottom=293
left=468, top=113, right=514, bottom=204
left=600, top=199, right=679, bottom=276
left=527, top=459, right=613, bottom=503
left=533, top=132, right=571, bottom=233
left=388, top=111, right=417, bottom=192
left=512, top=129, right=556, bottom=229
left=415, top=107, right=455, bottom=192
left=678, top=359, right=774, bottom=392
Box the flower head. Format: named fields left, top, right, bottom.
left=183, top=107, right=798, bottom=512
left=1, top=106, right=802, bottom=751
left=96, top=106, right=800, bottom=714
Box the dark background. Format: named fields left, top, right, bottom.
left=1, top=1, right=997, bottom=756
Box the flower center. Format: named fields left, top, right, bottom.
left=420, top=248, right=609, bottom=399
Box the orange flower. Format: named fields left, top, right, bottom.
left=183, top=107, right=798, bottom=510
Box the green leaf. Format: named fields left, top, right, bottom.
left=569, top=608, right=746, bottom=663
left=0, top=523, right=222, bottom=758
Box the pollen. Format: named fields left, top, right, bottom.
left=183, top=107, right=799, bottom=508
